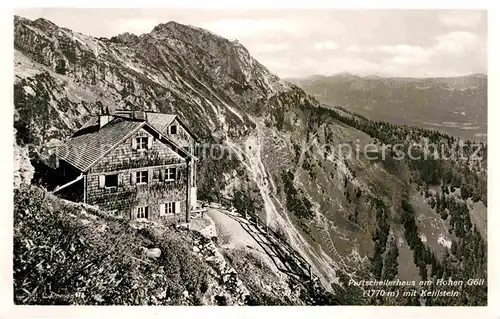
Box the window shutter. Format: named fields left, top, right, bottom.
left=99, top=175, right=105, bottom=188
left=175, top=201, right=180, bottom=215
left=131, top=137, right=137, bottom=150
left=147, top=136, right=153, bottom=149
left=117, top=174, right=123, bottom=186
left=160, top=203, right=165, bottom=216
left=130, top=171, right=136, bottom=185
left=160, top=169, right=165, bottom=182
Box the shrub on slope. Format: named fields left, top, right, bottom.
left=13, top=185, right=209, bottom=305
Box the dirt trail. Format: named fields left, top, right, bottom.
left=206, top=208, right=315, bottom=282
left=225, top=118, right=339, bottom=289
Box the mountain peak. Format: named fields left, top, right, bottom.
left=109, top=32, right=139, bottom=45
left=151, top=21, right=180, bottom=32
left=33, top=17, right=60, bottom=32
left=150, top=20, right=226, bottom=43
left=151, top=20, right=206, bottom=36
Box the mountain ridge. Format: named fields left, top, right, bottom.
left=287, top=73, right=487, bottom=141
left=287, top=72, right=487, bottom=81
left=14, top=15, right=291, bottom=144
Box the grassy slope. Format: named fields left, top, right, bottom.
left=14, top=185, right=333, bottom=306
left=14, top=185, right=211, bottom=305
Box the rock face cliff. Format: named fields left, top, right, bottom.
left=14, top=16, right=287, bottom=143
left=14, top=15, right=487, bottom=305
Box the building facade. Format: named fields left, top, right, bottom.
left=53, top=111, right=198, bottom=224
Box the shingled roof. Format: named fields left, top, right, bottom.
left=75, top=111, right=198, bottom=140
left=145, top=112, right=177, bottom=135
left=58, top=114, right=197, bottom=172
left=145, top=112, right=199, bottom=142
left=57, top=118, right=145, bottom=172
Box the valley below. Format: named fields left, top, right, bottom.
left=288, top=74, right=487, bottom=142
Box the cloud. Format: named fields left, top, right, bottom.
left=375, top=44, right=430, bottom=56
left=201, top=18, right=298, bottom=39
left=343, top=44, right=434, bottom=66
left=434, top=31, right=479, bottom=54
left=387, top=55, right=430, bottom=66
left=379, top=31, right=485, bottom=75
left=345, top=45, right=361, bottom=53
left=269, top=56, right=382, bottom=78
left=254, top=42, right=289, bottom=53
left=376, top=45, right=434, bottom=66
left=313, top=41, right=339, bottom=51
left=324, top=57, right=381, bottom=75
left=438, top=11, right=483, bottom=28
left=345, top=44, right=431, bottom=55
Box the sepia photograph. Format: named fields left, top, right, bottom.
left=11, top=6, right=489, bottom=309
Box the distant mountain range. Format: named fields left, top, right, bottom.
left=287, top=73, right=487, bottom=141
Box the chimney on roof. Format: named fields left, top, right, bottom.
left=98, top=105, right=113, bottom=128
left=99, top=115, right=113, bottom=128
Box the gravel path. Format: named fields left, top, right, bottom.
left=205, top=208, right=287, bottom=274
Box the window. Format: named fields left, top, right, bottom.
left=136, top=137, right=148, bottom=150
left=105, top=174, right=118, bottom=187
left=153, top=168, right=160, bottom=180
left=165, top=167, right=177, bottom=181
left=169, top=125, right=177, bottom=135
left=166, top=202, right=176, bottom=215
left=136, top=170, right=148, bottom=184
left=136, top=206, right=149, bottom=219
left=160, top=202, right=178, bottom=216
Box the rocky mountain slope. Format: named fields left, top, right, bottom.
left=14, top=184, right=317, bottom=305
left=14, top=16, right=487, bottom=305
left=14, top=16, right=291, bottom=143
left=287, top=73, right=487, bottom=141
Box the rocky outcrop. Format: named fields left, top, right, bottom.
left=192, top=236, right=250, bottom=305
left=13, top=129, right=34, bottom=189
left=109, top=32, right=139, bottom=45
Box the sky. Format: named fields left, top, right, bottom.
left=14, top=9, right=487, bottom=78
